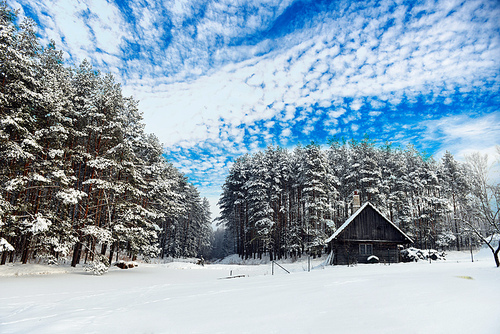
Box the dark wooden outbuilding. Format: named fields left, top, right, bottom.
left=326, top=202, right=413, bottom=265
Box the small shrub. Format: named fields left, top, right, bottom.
left=84, top=254, right=110, bottom=275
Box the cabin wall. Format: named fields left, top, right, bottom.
left=331, top=241, right=400, bottom=265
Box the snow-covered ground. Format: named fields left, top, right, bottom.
left=1, top=250, right=499, bottom=334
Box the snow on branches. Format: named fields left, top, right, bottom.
left=0, top=3, right=213, bottom=269
left=56, top=189, right=87, bottom=205
left=22, top=214, right=52, bottom=235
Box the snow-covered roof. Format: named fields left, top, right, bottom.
left=325, top=202, right=413, bottom=244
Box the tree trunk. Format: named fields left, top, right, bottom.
left=21, top=248, right=29, bottom=264
left=84, top=246, right=89, bottom=263
left=71, top=241, right=82, bottom=267
left=21, top=236, right=31, bottom=264
left=494, top=245, right=500, bottom=268
left=101, top=243, right=107, bottom=256
left=108, top=242, right=115, bottom=263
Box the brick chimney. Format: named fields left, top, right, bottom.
left=352, top=191, right=361, bottom=212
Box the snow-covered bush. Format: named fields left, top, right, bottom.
left=84, top=254, right=110, bottom=276
left=367, top=255, right=379, bottom=263
left=84, top=261, right=109, bottom=276
left=400, top=247, right=446, bottom=262
left=1, top=237, right=15, bottom=252
left=35, top=254, right=59, bottom=265
left=436, top=231, right=457, bottom=249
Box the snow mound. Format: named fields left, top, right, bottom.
left=0, top=264, right=78, bottom=277
left=400, top=247, right=446, bottom=262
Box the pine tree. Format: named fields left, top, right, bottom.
left=218, top=155, right=250, bottom=257
left=298, top=143, right=331, bottom=255
left=263, top=145, right=292, bottom=259
left=439, top=151, right=470, bottom=250
left=0, top=5, right=48, bottom=263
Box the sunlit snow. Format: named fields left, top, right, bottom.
left=1, top=250, right=499, bottom=333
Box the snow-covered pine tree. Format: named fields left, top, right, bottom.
left=0, top=6, right=51, bottom=263
left=326, top=138, right=350, bottom=225
left=287, top=145, right=305, bottom=256
left=198, top=197, right=213, bottom=258
left=263, top=145, right=292, bottom=260
left=0, top=2, right=24, bottom=259
left=378, top=143, right=406, bottom=224
left=245, top=151, right=273, bottom=259
left=107, top=95, right=161, bottom=263
left=218, top=155, right=250, bottom=258
left=29, top=41, right=79, bottom=263
left=297, top=143, right=331, bottom=256
left=439, top=151, right=470, bottom=250
left=153, top=159, right=186, bottom=259
left=349, top=136, right=382, bottom=206
left=182, top=186, right=211, bottom=257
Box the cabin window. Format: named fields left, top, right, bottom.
left=359, top=244, right=373, bottom=255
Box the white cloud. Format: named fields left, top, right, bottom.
left=368, top=111, right=382, bottom=117
left=350, top=99, right=363, bottom=111
left=12, top=0, right=500, bottom=210
left=424, top=114, right=500, bottom=161
left=10, top=0, right=129, bottom=64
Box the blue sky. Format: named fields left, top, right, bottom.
left=9, top=0, right=500, bottom=218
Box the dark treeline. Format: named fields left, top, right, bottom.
left=0, top=3, right=212, bottom=270
left=217, top=139, right=498, bottom=261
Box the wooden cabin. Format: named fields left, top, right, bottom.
left=325, top=201, right=413, bottom=265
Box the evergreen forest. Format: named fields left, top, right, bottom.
left=0, top=3, right=212, bottom=270
left=217, top=140, right=499, bottom=262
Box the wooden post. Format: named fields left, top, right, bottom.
left=470, top=235, right=474, bottom=263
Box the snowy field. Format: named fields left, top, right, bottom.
left=1, top=250, right=499, bottom=334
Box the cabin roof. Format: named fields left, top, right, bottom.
left=325, top=202, right=413, bottom=244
